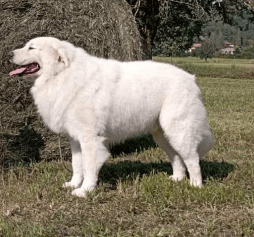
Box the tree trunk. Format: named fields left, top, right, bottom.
left=126, top=0, right=160, bottom=60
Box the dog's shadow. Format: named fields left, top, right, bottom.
left=100, top=160, right=235, bottom=188
left=1, top=119, right=45, bottom=167
left=1, top=127, right=235, bottom=187
left=109, top=134, right=157, bottom=157
left=104, top=134, right=235, bottom=187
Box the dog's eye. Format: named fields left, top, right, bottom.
left=28, top=46, right=35, bottom=50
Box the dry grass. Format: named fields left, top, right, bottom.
left=0, top=58, right=254, bottom=236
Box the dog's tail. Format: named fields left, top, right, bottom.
left=198, top=129, right=214, bottom=158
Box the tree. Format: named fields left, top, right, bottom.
left=215, top=30, right=225, bottom=50
left=197, top=37, right=215, bottom=61
left=201, top=8, right=254, bottom=50
left=234, top=28, right=242, bottom=46
left=126, top=0, right=252, bottom=59
left=153, top=0, right=208, bottom=56
left=126, top=0, right=160, bottom=59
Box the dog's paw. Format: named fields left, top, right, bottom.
left=71, top=188, right=87, bottom=198
left=169, top=174, right=185, bottom=182
left=63, top=181, right=80, bottom=189
left=190, top=179, right=202, bottom=188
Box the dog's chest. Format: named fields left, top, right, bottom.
left=31, top=84, right=67, bottom=133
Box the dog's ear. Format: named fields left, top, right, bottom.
left=57, top=48, right=70, bottom=67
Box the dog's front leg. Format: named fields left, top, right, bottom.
left=63, top=137, right=84, bottom=189
left=71, top=135, right=110, bottom=198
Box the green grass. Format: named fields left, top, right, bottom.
left=154, top=56, right=254, bottom=65
left=1, top=57, right=254, bottom=236
left=154, top=56, right=254, bottom=79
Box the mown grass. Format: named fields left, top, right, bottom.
left=1, top=58, right=254, bottom=236
left=154, top=56, right=254, bottom=79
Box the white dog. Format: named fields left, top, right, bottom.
left=10, top=37, right=213, bottom=197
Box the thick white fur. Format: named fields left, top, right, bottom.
left=11, top=37, right=213, bottom=197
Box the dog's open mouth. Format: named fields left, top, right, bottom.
left=9, top=62, right=40, bottom=77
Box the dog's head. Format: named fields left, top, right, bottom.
left=9, top=37, right=74, bottom=78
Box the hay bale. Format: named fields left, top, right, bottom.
left=0, top=0, right=142, bottom=167
left=0, top=0, right=142, bottom=71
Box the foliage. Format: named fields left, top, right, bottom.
left=126, top=0, right=160, bottom=59
left=152, top=0, right=254, bottom=56
left=153, top=0, right=208, bottom=56
left=196, top=37, right=216, bottom=61
left=241, top=43, right=254, bottom=58
left=201, top=9, right=254, bottom=48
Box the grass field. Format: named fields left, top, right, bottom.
left=155, top=56, right=254, bottom=79
left=1, top=57, right=254, bottom=236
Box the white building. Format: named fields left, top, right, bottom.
left=220, top=47, right=235, bottom=55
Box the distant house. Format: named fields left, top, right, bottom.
left=188, top=40, right=235, bottom=54
left=224, top=41, right=234, bottom=48
left=220, top=47, right=235, bottom=54
left=220, top=41, right=235, bottom=54
left=188, top=42, right=202, bottom=52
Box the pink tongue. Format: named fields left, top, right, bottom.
left=9, top=66, right=27, bottom=76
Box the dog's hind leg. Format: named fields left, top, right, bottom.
left=159, top=106, right=203, bottom=187
left=63, top=137, right=84, bottom=189
left=152, top=126, right=187, bottom=182
left=160, top=124, right=202, bottom=187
